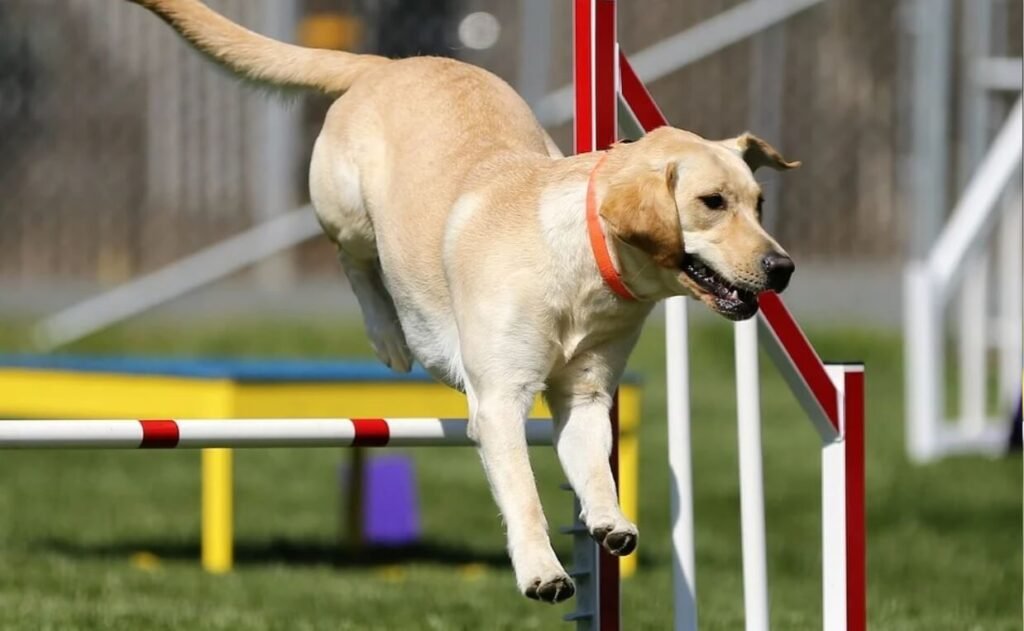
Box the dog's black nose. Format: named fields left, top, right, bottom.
left=761, top=253, right=794, bottom=292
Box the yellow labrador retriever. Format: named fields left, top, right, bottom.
left=130, top=0, right=797, bottom=603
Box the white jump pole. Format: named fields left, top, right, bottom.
left=734, top=318, right=770, bottom=631
left=821, top=367, right=849, bottom=631
left=667, top=296, right=698, bottom=631
left=0, top=419, right=555, bottom=449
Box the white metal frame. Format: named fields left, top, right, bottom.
left=904, top=98, right=1023, bottom=462
left=903, top=0, right=1023, bottom=462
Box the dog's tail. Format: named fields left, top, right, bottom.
left=129, top=0, right=388, bottom=95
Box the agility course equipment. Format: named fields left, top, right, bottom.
left=903, top=0, right=1022, bottom=462
left=358, top=455, right=420, bottom=545
left=0, top=417, right=617, bottom=630
left=0, top=418, right=556, bottom=449
left=574, top=1, right=866, bottom=629
left=0, top=355, right=642, bottom=577
left=904, top=99, right=1022, bottom=462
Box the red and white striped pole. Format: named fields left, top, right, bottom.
left=575, top=2, right=620, bottom=630
left=758, top=292, right=866, bottom=631
left=0, top=418, right=555, bottom=449
left=820, top=365, right=865, bottom=631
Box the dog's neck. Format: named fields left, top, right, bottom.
left=585, top=153, right=638, bottom=301
left=585, top=152, right=685, bottom=303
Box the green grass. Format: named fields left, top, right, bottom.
left=0, top=317, right=1019, bottom=629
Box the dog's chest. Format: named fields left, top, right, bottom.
left=551, top=284, right=648, bottom=365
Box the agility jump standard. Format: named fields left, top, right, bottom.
left=574, top=1, right=867, bottom=630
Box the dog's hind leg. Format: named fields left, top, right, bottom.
left=311, top=136, right=413, bottom=373
left=337, top=250, right=414, bottom=373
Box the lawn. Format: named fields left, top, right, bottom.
left=0, top=316, right=1019, bottom=629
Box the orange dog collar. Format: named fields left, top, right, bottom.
left=586, top=154, right=638, bottom=301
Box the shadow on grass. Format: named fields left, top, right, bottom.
left=39, top=536, right=514, bottom=569
left=39, top=536, right=668, bottom=574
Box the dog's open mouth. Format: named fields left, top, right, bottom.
left=680, top=255, right=759, bottom=321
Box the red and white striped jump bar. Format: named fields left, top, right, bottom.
left=0, top=419, right=555, bottom=449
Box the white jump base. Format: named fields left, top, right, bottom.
left=0, top=418, right=555, bottom=449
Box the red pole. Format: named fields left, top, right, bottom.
left=844, top=367, right=866, bottom=631
left=593, top=0, right=618, bottom=150
left=618, top=54, right=669, bottom=130
left=574, top=0, right=594, bottom=154
left=575, top=1, right=620, bottom=629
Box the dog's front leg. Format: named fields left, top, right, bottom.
left=469, top=385, right=575, bottom=603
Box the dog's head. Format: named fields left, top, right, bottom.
left=600, top=127, right=799, bottom=320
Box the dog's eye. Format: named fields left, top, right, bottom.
left=700, top=194, right=725, bottom=210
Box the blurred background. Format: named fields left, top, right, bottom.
left=0, top=1, right=1020, bottom=629
left=0, top=0, right=1018, bottom=325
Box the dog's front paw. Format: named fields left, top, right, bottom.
left=523, top=572, right=575, bottom=603
left=589, top=520, right=638, bottom=556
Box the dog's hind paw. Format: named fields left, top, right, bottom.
left=369, top=320, right=414, bottom=373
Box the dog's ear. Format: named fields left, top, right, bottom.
left=722, top=133, right=800, bottom=172
left=600, top=163, right=684, bottom=269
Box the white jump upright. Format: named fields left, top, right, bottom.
left=666, top=296, right=698, bottom=631
left=734, top=318, right=770, bottom=631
